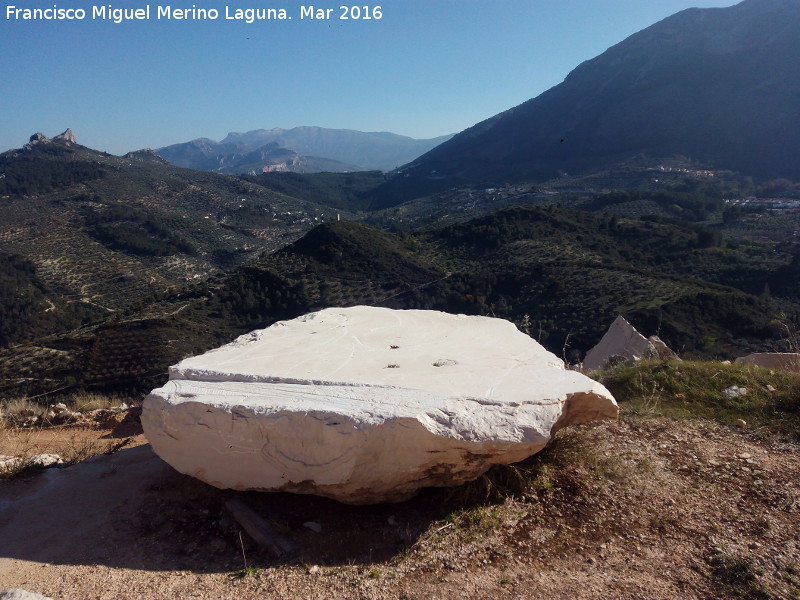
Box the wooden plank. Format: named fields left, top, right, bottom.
left=224, top=498, right=296, bottom=557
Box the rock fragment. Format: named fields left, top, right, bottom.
left=722, top=386, right=748, bottom=399
left=0, top=590, right=53, bottom=600
left=734, top=352, right=800, bottom=373
left=583, top=315, right=677, bottom=371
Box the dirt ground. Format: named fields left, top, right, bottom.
left=1, top=413, right=798, bottom=600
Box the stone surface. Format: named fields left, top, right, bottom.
left=53, top=128, right=76, bottom=144
left=143, top=306, right=618, bottom=504
left=734, top=352, right=800, bottom=373
left=649, top=335, right=678, bottom=361
left=583, top=316, right=676, bottom=371
left=27, top=454, right=63, bottom=468
left=0, top=590, right=53, bottom=600
left=0, top=454, right=62, bottom=471
left=46, top=403, right=80, bottom=424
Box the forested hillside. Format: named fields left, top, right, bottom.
left=4, top=204, right=798, bottom=400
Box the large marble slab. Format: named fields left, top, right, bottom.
left=143, top=306, right=618, bottom=504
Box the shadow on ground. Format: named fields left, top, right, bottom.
left=0, top=444, right=467, bottom=574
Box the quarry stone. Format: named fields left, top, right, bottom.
left=143, top=306, right=618, bottom=504
left=734, top=352, right=800, bottom=373
left=583, top=315, right=676, bottom=371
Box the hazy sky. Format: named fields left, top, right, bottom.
left=1, top=0, right=738, bottom=154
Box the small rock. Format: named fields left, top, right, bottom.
left=48, top=404, right=76, bottom=423
left=21, top=454, right=64, bottom=469
left=307, top=565, right=321, bottom=575
left=0, top=456, right=17, bottom=470
left=737, top=453, right=752, bottom=460
left=0, top=591, right=53, bottom=600
left=734, top=419, right=747, bottom=428
left=722, top=386, right=747, bottom=399
left=765, top=385, right=776, bottom=393
left=587, top=557, right=597, bottom=565
left=303, top=521, right=322, bottom=533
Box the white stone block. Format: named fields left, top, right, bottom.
left=143, top=306, right=617, bottom=504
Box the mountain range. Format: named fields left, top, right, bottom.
left=155, top=126, right=453, bottom=174
left=388, top=0, right=800, bottom=201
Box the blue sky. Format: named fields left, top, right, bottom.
left=1, top=0, right=738, bottom=154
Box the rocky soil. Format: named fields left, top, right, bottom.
left=1, top=412, right=798, bottom=599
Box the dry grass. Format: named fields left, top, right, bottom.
left=0, top=391, right=136, bottom=429
left=0, top=391, right=140, bottom=479
left=0, top=428, right=127, bottom=480
left=0, top=397, right=47, bottom=427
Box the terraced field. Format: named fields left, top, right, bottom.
left=0, top=140, right=348, bottom=328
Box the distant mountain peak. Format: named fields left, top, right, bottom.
left=54, top=128, right=76, bottom=144
left=24, top=128, right=76, bottom=150
left=157, top=126, right=454, bottom=173
left=392, top=0, right=800, bottom=199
